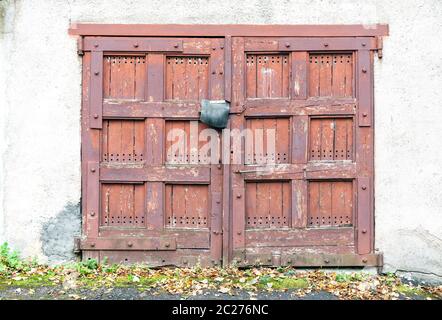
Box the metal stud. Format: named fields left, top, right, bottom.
left=363, top=112, right=368, bottom=117
left=285, top=42, right=291, bottom=48
left=127, top=242, right=133, bottom=247
left=362, top=68, right=367, bottom=73
left=164, top=243, right=170, bottom=248
left=324, top=43, right=329, bottom=47
left=94, top=71, right=99, bottom=75
left=90, top=211, right=95, bottom=217
left=90, top=242, right=95, bottom=248
left=90, top=168, right=96, bottom=173
left=362, top=229, right=367, bottom=234
left=93, top=114, right=99, bottom=119
left=133, top=43, right=139, bottom=48
left=362, top=185, right=367, bottom=190
left=362, top=258, right=368, bottom=263
left=173, top=43, right=179, bottom=48
left=236, top=193, right=241, bottom=198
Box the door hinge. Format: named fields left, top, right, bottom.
left=376, top=36, right=383, bottom=59
left=77, top=37, right=84, bottom=56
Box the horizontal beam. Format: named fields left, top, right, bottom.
left=244, top=100, right=356, bottom=117
left=84, top=37, right=183, bottom=52
left=100, top=165, right=211, bottom=183
left=103, top=101, right=200, bottom=119
left=69, top=24, right=389, bottom=37
left=234, top=252, right=382, bottom=267
left=97, top=230, right=210, bottom=249
left=80, top=237, right=176, bottom=251
left=236, top=162, right=356, bottom=180
left=245, top=228, right=354, bottom=247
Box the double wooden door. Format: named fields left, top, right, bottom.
left=79, top=34, right=380, bottom=267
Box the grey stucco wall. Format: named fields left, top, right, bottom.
left=0, top=0, right=441, bottom=279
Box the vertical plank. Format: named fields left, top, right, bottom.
left=146, top=182, right=163, bottom=231
left=346, top=118, right=354, bottom=160
left=276, top=118, right=289, bottom=163
left=210, top=38, right=225, bottom=100
left=147, top=54, right=164, bottom=102
left=319, top=181, right=332, bottom=226
left=291, top=52, right=307, bottom=99
left=282, top=55, right=290, bottom=97
left=292, top=115, right=308, bottom=163
left=308, top=181, right=320, bottom=227
left=224, top=35, right=232, bottom=102
left=282, top=181, right=292, bottom=227
left=358, top=50, right=372, bottom=126
left=90, top=51, right=103, bottom=128
left=246, top=54, right=257, bottom=98
left=292, top=180, right=307, bottom=228
left=102, top=56, right=111, bottom=99
left=319, top=54, right=332, bottom=96
left=334, top=119, right=347, bottom=160
left=357, top=177, right=371, bottom=254
left=332, top=54, right=345, bottom=97
left=308, top=54, right=320, bottom=97
left=86, top=162, right=99, bottom=236
left=321, top=119, right=334, bottom=160
left=231, top=37, right=245, bottom=112
left=270, top=182, right=283, bottom=227
left=344, top=53, right=354, bottom=97
left=146, top=118, right=164, bottom=165
left=135, top=55, right=147, bottom=99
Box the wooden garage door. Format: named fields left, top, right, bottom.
left=76, top=25, right=386, bottom=267
left=229, top=37, right=378, bottom=267
left=80, top=37, right=224, bottom=266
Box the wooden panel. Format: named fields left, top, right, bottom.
left=309, top=118, right=353, bottom=161
left=309, top=53, right=353, bottom=97
left=246, top=54, right=289, bottom=98
left=166, top=56, right=209, bottom=101
left=165, top=120, right=211, bottom=164
left=245, top=118, right=290, bottom=164
left=103, top=55, right=146, bottom=99
left=100, top=183, right=146, bottom=227
left=245, top=181, right=290, bottom=228
left=308, top=181, right=353, bottom=227
left=165, top=185, right=209, bottom=228
left=101, top=120, right=145, bottom=163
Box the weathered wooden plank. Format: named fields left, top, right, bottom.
left=100, top=166, right=211, bottom=183
left=103, top=101, right=200, bottom=118
left=245, top=228, right=354, bottom=247
left=84, top=37, right=183, bottom=52
left=80, top=237, right=177, bottom=250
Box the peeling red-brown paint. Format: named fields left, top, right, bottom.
left=78, top=24, right=382, bottom=267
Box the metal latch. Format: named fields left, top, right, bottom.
left=200, top=99, right=230, bottom=129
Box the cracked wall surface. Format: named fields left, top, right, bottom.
left=0, top=0, right=441, bottom=280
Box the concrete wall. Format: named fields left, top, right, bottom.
left=0, top=0, right=441, bottom=280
